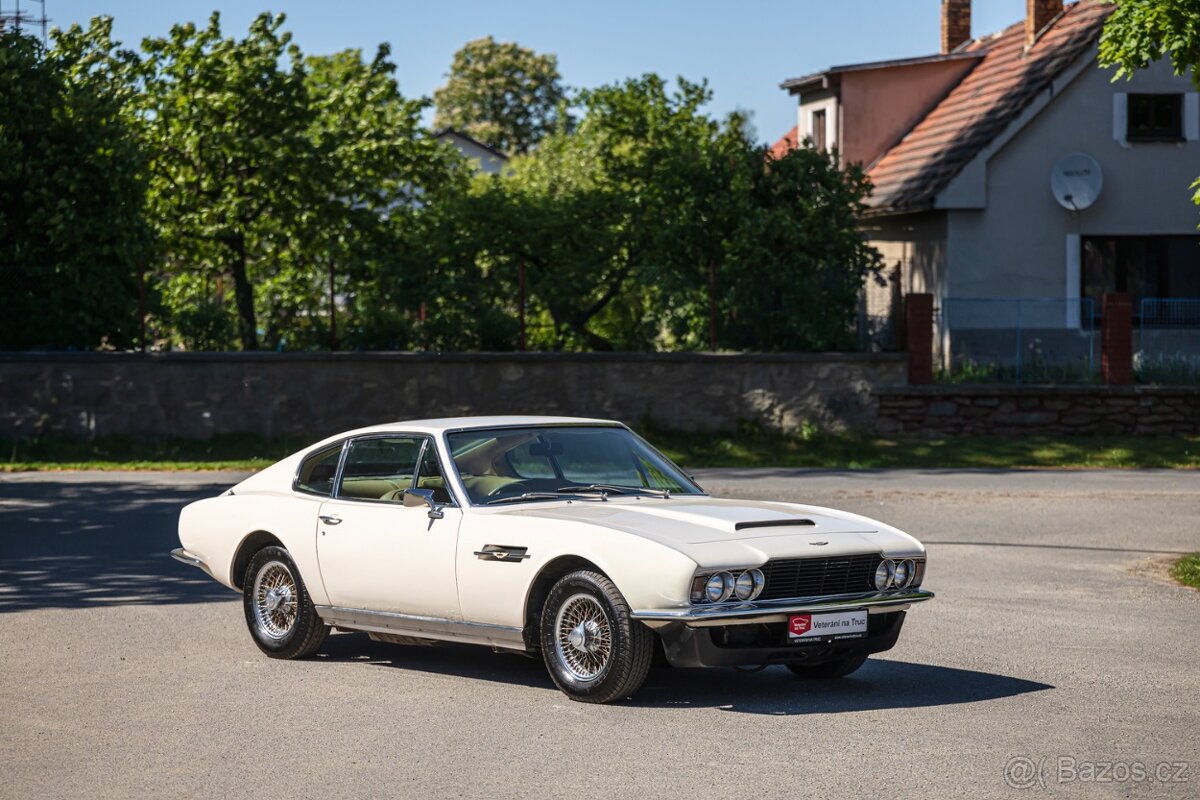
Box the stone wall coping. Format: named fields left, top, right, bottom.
left=876, top=384, right=1200, bottom=397
left=0, top=350, right=907, bottom=366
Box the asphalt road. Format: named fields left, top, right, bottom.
left=1, top=468, right=1198, bottom=799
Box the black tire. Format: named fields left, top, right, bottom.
left=242, top=546, right=329, bottom=659
left=539, top=570, right=653, bottom=704
left=786, top=654, right=868, bottom=679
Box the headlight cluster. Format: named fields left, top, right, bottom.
left=692, top=568, right=764, bottom=603
left=875, top=558, right=922, bottom=591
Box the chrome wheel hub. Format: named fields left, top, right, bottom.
left=554, top=594, right=612, bottom=682
left=252, top=561, right=299, bottom=640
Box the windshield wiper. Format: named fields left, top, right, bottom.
left=486, top=492, right=589, bottom=505
left=555, top=484, right=671, bottom=499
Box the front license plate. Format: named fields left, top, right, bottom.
left=788, top=610, right=868, bottom=642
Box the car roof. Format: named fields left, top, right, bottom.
left=324, top=415, right=621, bottom=441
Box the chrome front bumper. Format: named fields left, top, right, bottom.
left=631, top=588, right=934, bottom=628
left=170, top=548, right=212, bottom=577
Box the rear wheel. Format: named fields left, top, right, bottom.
left=242, top=546, right=328, bottom=659
left=786, top=654, right=868, bottom=679
left=540, top=570, right=653, bottom=704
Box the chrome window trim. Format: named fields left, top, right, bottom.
left=439, top=422, right=707, bottom=508
left=328, top=432, right=461, bottom=509
left=291, top=438, right=350, bottom=498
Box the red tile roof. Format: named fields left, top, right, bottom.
left=770, top=1, right=1114, bottom=213
left=768, top=126, right=798, bottom=160
left=866, top=0, right=1113, bottom=213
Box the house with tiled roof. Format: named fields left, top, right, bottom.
left=774, top=0, right=1199, bottom=367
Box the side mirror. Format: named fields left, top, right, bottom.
left=403, top=488, right=445, bottom=519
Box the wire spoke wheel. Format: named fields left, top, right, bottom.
left=554, top=593, right=613, bottom=682
left=252, top=561, right=299, bottom=640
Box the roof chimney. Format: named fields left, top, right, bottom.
left=941, top=0, right=971, bottom=54
left=1026, top=0, right=1063, bottom=47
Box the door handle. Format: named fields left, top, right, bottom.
left=319, top=515, right=342, bottom=526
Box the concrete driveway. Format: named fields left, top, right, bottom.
left=1, top=468, right=1197, bottom=799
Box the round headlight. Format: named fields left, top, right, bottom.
left=893, top=559, right=910, bottom=588
left=734, top=571, right=756, bottom=601
left=874, top=559, right=895, bottom=591
left=748, top=568, right=765, bottom=600
left=706, top=572, right=734, bottom=603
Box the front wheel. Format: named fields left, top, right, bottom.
left=786, top=654, right=868, bottom=679
left=540, top=570, right=653, bottom=704
left=242, top=546, right=329, bottom=659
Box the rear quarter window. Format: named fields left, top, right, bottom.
left=295, top=444, right=343, bottom=496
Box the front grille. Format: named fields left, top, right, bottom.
left=758, top=553, right=883, bottom=601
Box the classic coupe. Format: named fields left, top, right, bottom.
left=173, top=416, right=932, bottom=703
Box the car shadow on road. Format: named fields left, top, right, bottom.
left=313, top=632, right=1052, bottom=714
left=0, top=478, right=237, bottom=612
left=634, top=658, right=1054, bottom=715
left=312, top=631, right=553, bottom=689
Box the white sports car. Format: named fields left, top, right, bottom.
left=173, top=416, right=932, bottom=703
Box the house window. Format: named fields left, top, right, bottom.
left=1127, top=94, right=1184, bottom=141
left=1082, top=236, right=1200, bottom=314
left=811, top=109, right=826, bottom=153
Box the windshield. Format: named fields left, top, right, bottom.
left=446, top=426, right=704, bottom=505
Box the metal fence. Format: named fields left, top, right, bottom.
left=1136, top=298, right=1200, bottom=384
left=857, top=311, right=898, bottom=352
left=935, top=297, right=1097, bottom=384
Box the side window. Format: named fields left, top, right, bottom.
left=295, top=444, right=343, bottom=496
left=415, top=442, right=453, bottom=504
left=337, top=437, right=423, bottom=502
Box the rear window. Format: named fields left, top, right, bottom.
left=295, top=444, right=342, bottom=496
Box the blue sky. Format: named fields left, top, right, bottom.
left=50, top=0, right=1036, bottom=144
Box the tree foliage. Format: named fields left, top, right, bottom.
left=138, top=13, right=464, bottom=350
left=1099, top=0, right=1200, bottom=204
left=137, top=12, right=316, bottom=350
left=0, top=22, right=151, bottom=349
left=2, top=14, right=880, bottom=354
left=433, top=36, right=566, bottom=155
left=431, top=75, right=881, bottom=352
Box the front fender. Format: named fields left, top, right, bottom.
left=455, top=513, right=699, bottom=629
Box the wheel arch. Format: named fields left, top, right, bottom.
left=522, top=554, right=605, bottom=650
left=230, top=530, right=285, bottom=590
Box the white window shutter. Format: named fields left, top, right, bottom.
left=1112, top=93, right=1128, bottom=147
left=1185, top=93, right=1199, bottom=141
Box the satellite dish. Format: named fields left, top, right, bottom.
left=1051, top=152, right=1103, bottom=211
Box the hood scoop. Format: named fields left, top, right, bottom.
left=734, top=519, right=815, bottom=531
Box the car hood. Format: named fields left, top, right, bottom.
left=500, top=496, right=924, bottom=566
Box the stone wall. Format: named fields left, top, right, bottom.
left=875, top=385, right=1200, bottom=436
left=0, top=352, right=907, bottom=440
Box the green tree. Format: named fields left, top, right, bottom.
left=0, top=21, right=151, bottom=349
left=718, top=147, right=882, bottom=351
left=481, top=74, right=879, bottom=352
left=138, top=12, right=316, bottom=350
left=493, top=76, right=737, bottom=350
left=1099, top=0, right=1200, bottom=204
left=433, top=36, right=567, bottom=155
left=301, top=47, right=468, bottom=351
